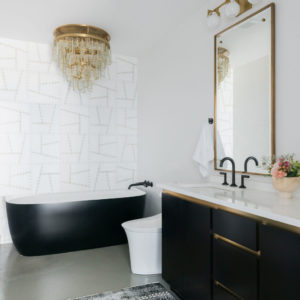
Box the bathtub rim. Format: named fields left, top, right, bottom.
left=5, top=189, right=146, bottom=205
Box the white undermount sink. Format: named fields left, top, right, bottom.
left=175, top=183, right=236, bottom=193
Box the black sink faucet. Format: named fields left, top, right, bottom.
left=239, top=156, right=259, bottom=189
left=244, top=156, right=259, bottom=173
left=220, top=157, right=237, bottom=187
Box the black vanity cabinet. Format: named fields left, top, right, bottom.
left=213, top=209, right=259, bottom=300
left=260, top=223, right=300, bottom=300
left=162, top=191, right=300, bottom=300
left=182, top=200, right=211, bottom=299
left=162, top=193, right=211, bottom=299
left=162, top=193, right=184, bottom=295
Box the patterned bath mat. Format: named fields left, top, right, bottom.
left=72, top=283, right=176, bottom=300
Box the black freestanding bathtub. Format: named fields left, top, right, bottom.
left=6, top=190, right=145, bottom=256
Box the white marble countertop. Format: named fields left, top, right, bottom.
left=160, top=183, right=300, bottom=229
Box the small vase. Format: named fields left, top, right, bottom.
left=272, top=177, right=300, bottom=199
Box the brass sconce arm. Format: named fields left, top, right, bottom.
left=207, top=0, right=253, bottom=17
left=208, top=0, right=230, bottom=16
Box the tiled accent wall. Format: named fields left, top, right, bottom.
left=0, top=38, right=138, bottom=244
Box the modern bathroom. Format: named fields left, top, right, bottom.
left=0, top=0, right=299, bottom=299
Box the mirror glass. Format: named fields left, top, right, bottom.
left=215, top=5, right=274, bottom=175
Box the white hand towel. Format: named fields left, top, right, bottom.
left=193, top=123, right=214, bottom=178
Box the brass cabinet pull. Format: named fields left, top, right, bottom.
left=213, top=233, right=261, bottom=257
left=214, top=280, right=244, bottom=300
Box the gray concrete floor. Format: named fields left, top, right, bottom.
left=0, top=243, right=176, bottom=300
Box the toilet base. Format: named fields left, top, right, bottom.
left=126, top=231, right=162, bottom=275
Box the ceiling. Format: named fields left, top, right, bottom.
left=0, top=0, right=205, bottom=57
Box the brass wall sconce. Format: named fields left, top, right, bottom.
left=207, top=0, right=261, bottom=28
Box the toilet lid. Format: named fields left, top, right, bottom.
left=122, top=213, right=162, bottom=233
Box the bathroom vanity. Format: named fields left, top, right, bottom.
left=161, top=184, right=300, bottom=300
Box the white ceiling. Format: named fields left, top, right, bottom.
left=0, top=0, right=206, bottom=57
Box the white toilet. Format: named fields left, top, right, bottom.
left=122, top=213, right=162, bottom=275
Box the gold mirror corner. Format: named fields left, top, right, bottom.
left=214, top=3, right=275, bottom=176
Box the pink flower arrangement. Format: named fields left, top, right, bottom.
left=263, top=154, right=300, bottom=178
left=271, top=162, right=287, bottom=178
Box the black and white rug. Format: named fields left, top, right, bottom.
left=72, top=283, right=176, bottom=300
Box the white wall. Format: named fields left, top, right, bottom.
left=138, top=0, right=300, bottom=186
left=138, top=6, right=213, bottom=183
left=0, top=37, right=138, bottom=244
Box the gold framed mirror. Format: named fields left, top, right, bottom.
left=214, top=3, right=275, bottom=175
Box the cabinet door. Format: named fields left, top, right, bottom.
left=162, top=193, right=185, bottom=296
left=162, top=194, right=211, bottom=299
left=182, top=200, right=211, bottom=300
left=260, top=224, right=300, bottom=300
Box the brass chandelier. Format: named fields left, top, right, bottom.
left=217, top=47, right=230, bottom=84
left=53, top=24, right=111, bottom=92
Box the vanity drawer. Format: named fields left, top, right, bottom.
left=213, top=209, right=258, bottom=250
left=214, top=281, right=240, bottom=300
left=213, top=237, right=258, bottom=300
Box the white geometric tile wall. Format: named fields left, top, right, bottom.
left=0, top=37, right=138, bottom=244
